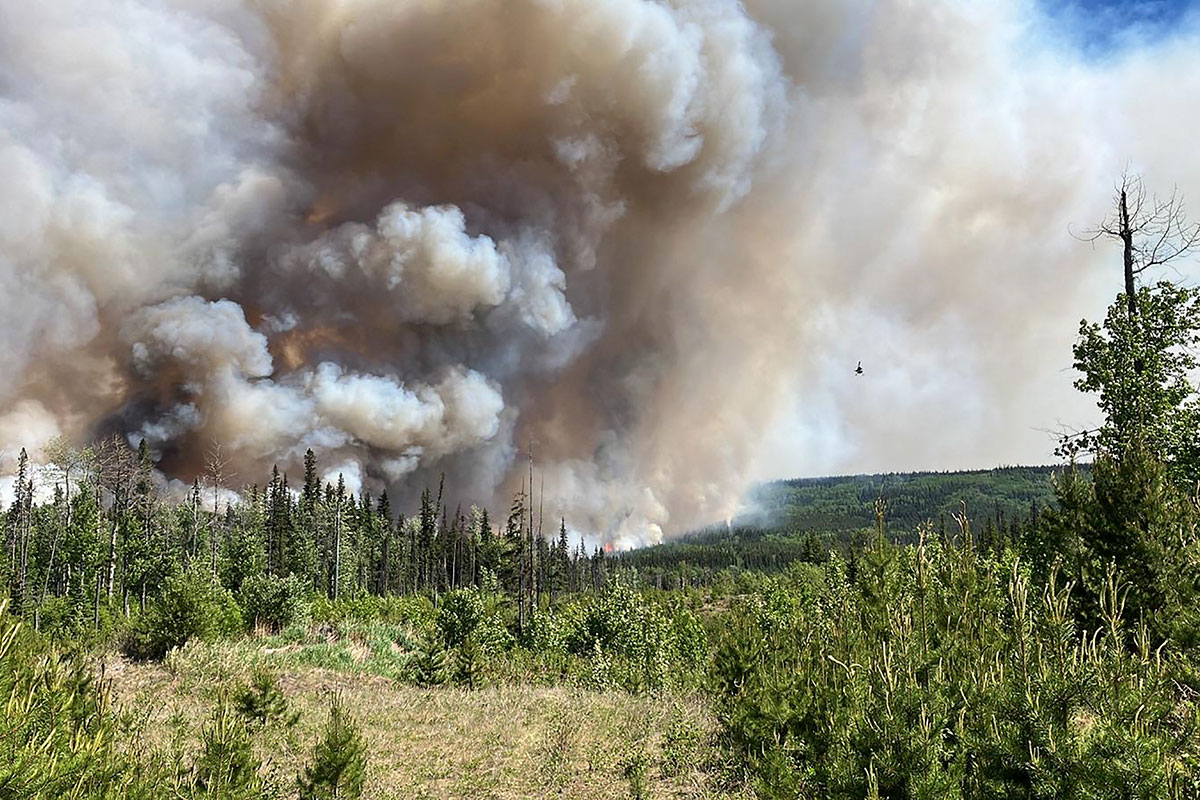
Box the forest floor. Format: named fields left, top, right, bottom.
left=104, top=640, right=734, bottom=800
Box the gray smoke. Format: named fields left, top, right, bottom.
left=1, top=0, right=1198, bottom=545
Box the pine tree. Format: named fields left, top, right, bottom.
left=418, top=487, right=435, bottom=594
left=298, top=699, right=367, bottom=800
left=194, top=700, right=263, bottom=798
left=8, top=448, right=31, bottom=614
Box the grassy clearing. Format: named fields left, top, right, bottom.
left=104, top=636, right=737, bottom=800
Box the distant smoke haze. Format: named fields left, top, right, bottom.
left=0, top=0, right=1198, bottom=546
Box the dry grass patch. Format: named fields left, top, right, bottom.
left=105, top=645, right=737, bottom=799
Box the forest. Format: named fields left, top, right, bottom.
left=5, top=176, right=1200, bottom=799
left=617, top=466, right=1064, bottom=583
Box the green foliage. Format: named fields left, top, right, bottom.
left=621, top=744, right=649, bottom=800
left=239, top=573, right=309, bottom=632
left=193, top=700, right=263, bottom=798
left=123, top=568, right=243, bottom=661
left=539, top=580, right=710, bottom=691
left=1037, top=446, right=1200, bottom=647
left=436, top=588, right=486, bottom=648
left=298, top=699, right=367, bottom=800
left=309, top=594, right=434, bottom=630
left=659, top=704, right=706, bottom=779
left=1068, top=282, right=1200, bottom=480
left=409, top=626, right=453, bottom=687
left=233, top=669, right=299, bottom=729
left=0, top=604, right=120, bottom=797
left=710, top=537, right=1200, bottom=799
left=0, top=599, right=196, bottom=799
left=424, top=588, right=514, bottom=687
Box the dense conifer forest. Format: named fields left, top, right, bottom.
left=617, top=466, right=1067, bottom=583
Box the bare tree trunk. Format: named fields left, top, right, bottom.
left=333, top=497, right=342, bottom=600
left=1121, top=189, right=1137, bottom=321
left=40, top=517, right=62, bottom=606
left=107, top=514, right=119, bottom=598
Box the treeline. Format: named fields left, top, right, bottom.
left=746, top=465, right=1062, bottom=534
left=1, top=440, right=610, bottom=637
left=618, top=469, right=1051, bottom=586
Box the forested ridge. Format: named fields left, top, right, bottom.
left=755, top=465, right=1062, bottom=533
left=5, top=176, right=1200, bottom=798
left=618, top=466, right=1067, bottom=582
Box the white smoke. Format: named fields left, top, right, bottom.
left=0, top=0, right=1198, bottom=545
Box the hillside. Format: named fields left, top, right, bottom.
left=745, top=464, right=1066, bottom=533
left=619, top=465, right=1073, bottom=579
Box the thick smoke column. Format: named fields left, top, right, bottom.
left=1, top=0, right=1199, bottom=546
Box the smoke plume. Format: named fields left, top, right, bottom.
left=1, top=0, right=1199, bottom=545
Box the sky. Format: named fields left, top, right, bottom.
left=746, top=0, right=1200, bottom=486
left=2, top=0, right=1200, bottom=543
left=1041, top=0, right=1197, bottom=55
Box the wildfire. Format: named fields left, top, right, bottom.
left=304, top=200, right=337, bottom=226
left=271, top=326, right=353, bottom=371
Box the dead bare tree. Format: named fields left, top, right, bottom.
left=204, top=440, right=235, bottom=575
left=1082, top=172, right=1200, bottom=321
left=40, top=436, right=96, bottom=605
left=95, top=435, right=136, bottom=599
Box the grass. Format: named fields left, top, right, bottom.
left=104, top=635, right=737, bottom=799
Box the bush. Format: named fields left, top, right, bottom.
left=436, top=588, right=510, bottom=651
left=436, top=589, right=484, bottom=648
left=0, top=600, right=172, bottom=797
left=123, top=568, right=242, bottom=661
left=239, top=573, right=309, bottom=633
left=233, top=669, right=299, bottom=729
left=558, top=581, right=708, bottom=691
left=298, top=698, right=367, bottom=800
left=409, top=627, right=453, bottom=687
left=710, top=537, right=1200, bottom=798
left=193, top=700, right=263, bottom=798
left=1036, top=448, right=1200, bottom=647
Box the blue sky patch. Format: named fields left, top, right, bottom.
left=1038, top=0, right=1197, bottom=57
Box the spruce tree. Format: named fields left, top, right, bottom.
left=376, top=491, right=392, bottom=595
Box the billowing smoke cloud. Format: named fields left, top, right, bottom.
left=1, top=0, right=1198, bottom=546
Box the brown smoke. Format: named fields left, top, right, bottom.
left=1, top=0, right=1199, bottom=545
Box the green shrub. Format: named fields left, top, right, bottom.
left=233, top=669, right=299, bottom=729
left=436, top=588, right=484, bottom=648
left=436, top=588, right=511, bottom=652
left=711, top=537, right=1200, bottom=798
left=239, top=573, right=309, bottom=633
left=409, top=627, right=453, bottom=687
left=123, top=568, right=242, bottom=661
left=0, top=600, right=170, bottom=798
left=298, top=698, right=367, bottom=800
left=193, top=699, right=263, bottom=798
left=558, top=582, right=708, bottom=691
left=1036, top=448, right=1200, bottom=648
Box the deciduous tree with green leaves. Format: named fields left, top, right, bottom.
left=1062, top=174, right=1200, bottom=482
